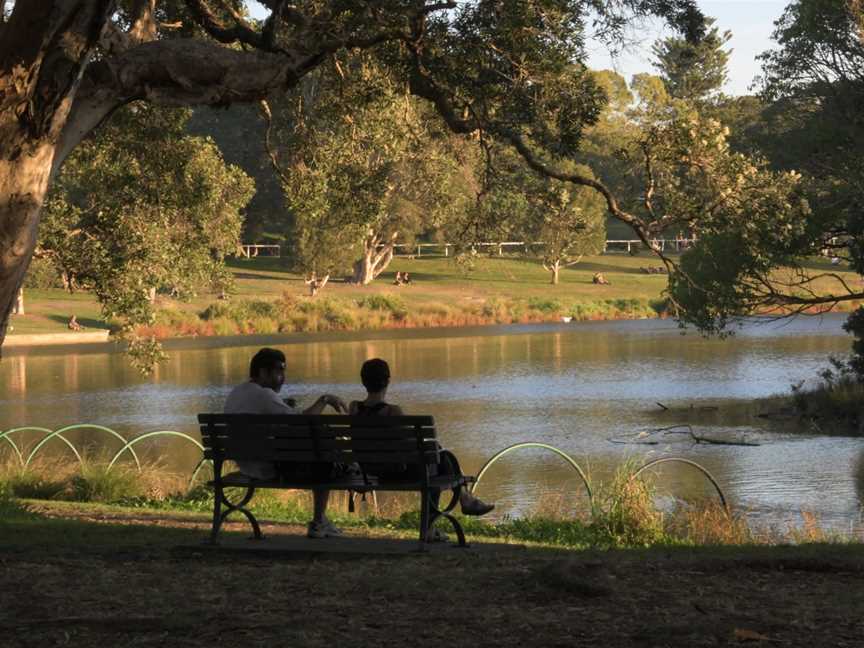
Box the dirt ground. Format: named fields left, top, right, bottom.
left=2, top=510, right=864, bottom=648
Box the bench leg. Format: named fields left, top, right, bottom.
left=434, top=483, right=469, bottom=548
left=417, top=489, right=431, bottom=552
left=210, top=483, right=224, bottom=545
left=213, top=485, right=264, bottom=541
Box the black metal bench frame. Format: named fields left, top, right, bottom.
left=198, top=414, right=474, bottom=549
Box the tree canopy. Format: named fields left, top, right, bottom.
left=41, top=103, right=253, bottom=367
left=0, top=0, right=703, bottom=356
left=272, top=56, right=473, bottom=288
left=652, top=18, right=732, bottom=105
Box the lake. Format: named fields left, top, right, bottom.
left=2, top=315, right=861, bottom=533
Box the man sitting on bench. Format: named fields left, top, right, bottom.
left=224, top=348, right=348, bottom=539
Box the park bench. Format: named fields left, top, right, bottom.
left=198, top=413, right=474, bottom=549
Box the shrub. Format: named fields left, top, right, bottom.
left=528, top=297, right=562, bottom=314
left=357, top=295, right=408, bottom=320
left=23, top=257, right=64, bottom=290
left=323, top=303, right=355, bottom=329
left=199, top=302, right=233, bottom=321
left=68, top=464, right=143, bottom=503
left=212, top=318, right=238, bottom=336
left=481, top=297, right=507, bottom=321
left=245, top=300, right=280, bottom=319
left=589, top=461, right=665, bottom=547
left=3, top=469, right=68, bottom=500
left=250, top=317, right=279, bottom=335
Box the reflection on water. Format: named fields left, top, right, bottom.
left=1, top=315, right=861, bottom=531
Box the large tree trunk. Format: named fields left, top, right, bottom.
left=352, top=230, right=398, bottom=285
left=0, top=0, right=116, bottom=353
left=0, top=144, right=58, bottom=346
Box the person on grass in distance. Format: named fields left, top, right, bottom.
left=349, top=358, right=494, bottom=541
left=224, top=347, right=348, bottom=539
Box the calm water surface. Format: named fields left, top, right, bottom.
left=2, top=315, right=861, bottom=533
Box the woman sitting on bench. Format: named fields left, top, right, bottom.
left=349, top=358, right=494, bottom=540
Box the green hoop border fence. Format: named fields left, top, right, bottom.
left=0, top=428, right=728, bottom=514
left=0, top=425, right=208, bottom=488
left=470, top=442, right=728, bottom=514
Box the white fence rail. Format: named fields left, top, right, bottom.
left=238, top=244, right=281, bottom=258
left=383, top=238, right=696, bottom=257
left=235, top=238, right=697, bottom=260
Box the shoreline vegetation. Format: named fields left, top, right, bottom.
left=2, top=456, right=859, bottom=550
left=11, top=254, right=861, bottom=341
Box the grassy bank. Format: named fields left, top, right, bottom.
left=2, top=457, right=856, bottom=550
left=11, top=255, right=676, bottom=337
left=10, top=253, right=862, bottom=339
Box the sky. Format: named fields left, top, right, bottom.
left=586, top=1, right=788, bottom=96
left=247, top=1, right=788, bottom=96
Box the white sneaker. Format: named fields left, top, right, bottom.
left=307, top=518, right=344, bottom=539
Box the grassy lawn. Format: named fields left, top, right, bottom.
left=227, top=252, right=671, bottom=301
left=2, top=497, right=863, bottom=647
left=8, top=253, right=861, bottom=337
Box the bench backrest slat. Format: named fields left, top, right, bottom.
left=203, top=449, right=440, bottom=464
left=198, top=413, right=439, bottom=466
left=201, top=426, right=432, bottom=441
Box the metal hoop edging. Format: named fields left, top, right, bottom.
left=471, top=442, right=593, bottom=503
left=631, top=456, right=729, bottom=513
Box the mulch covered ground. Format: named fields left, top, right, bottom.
left=1, top=510, right=863, bottom=647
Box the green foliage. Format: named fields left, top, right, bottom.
left=356, top=295, right=408, bottom=319
left=652, top=18, right=732, bottom=105
left=22, top=257, right=63, bottom=290
left=753, top=1, right=864, bottom=372
left=4, top=470, right=68, bottom=500
left=275, top=56, right=474, bottom=284
left=845, top=308, right=864, bottom=379
left=589, top=461, right=666, bottom=548
left=41, top=103, right=254, bottom=371
left=527, top=297, right=563, bottom=314
left=69, top=465, right=143, bottom=503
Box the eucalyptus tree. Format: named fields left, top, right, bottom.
left=664, top=0, right=864, bottom=367
left=0, top=0, right=702, bottom=355
left=273, top=56, right=472, bottom=287
left=686, top=0, right=864, bottom=374
left=40, top=104, right=252, bottom=367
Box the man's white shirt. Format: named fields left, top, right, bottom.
left=223, top=381, right=295, bottom=479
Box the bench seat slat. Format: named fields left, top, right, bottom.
left=204, top=450, right=440, bottom=464
left=213, top=474, right=473, bottom=491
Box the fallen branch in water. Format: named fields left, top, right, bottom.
left=656, top=402, right=719, bottom=413
left=608, top=424, right=760, bottom=447
left=663, top=424, right=761, bottom=446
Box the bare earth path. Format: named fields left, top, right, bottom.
left=2, top=506, right=863, bottom=647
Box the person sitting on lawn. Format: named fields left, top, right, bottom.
left=349, top=358, right=494, bottom=540
left=68, top=315, right=84, bottom=331
left=394, top=271, right=404, bottom=285
left=402, top=272, right=412, bottom=285
left=224, top=347, right=348, bottom=539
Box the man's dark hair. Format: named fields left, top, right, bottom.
left=250, top=348, right=286, bottom=378
left=360, top=358, right=390, bottom=393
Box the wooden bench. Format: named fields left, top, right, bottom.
left=198, top=413, right=475, bottom=548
